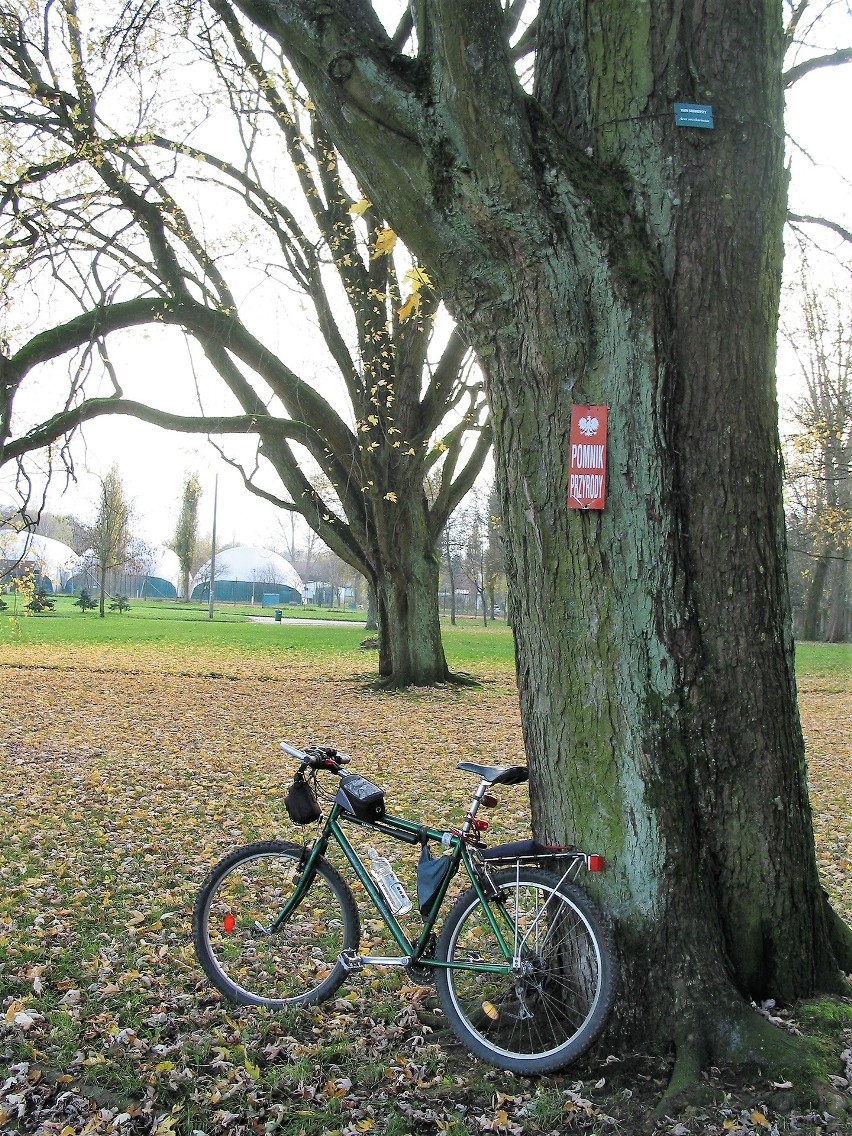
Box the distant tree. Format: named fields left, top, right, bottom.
left=440, top=506, right=469, bottom=626
left=782, top=268, right=852, bottom=641
left=90, top=466, right=131, bottom=618
left=172, top=474, right=202, bottom=601
left=483, top=482, right=507, bottom=620
left=25, top=589, right=54, bottom=613
left=109, top=595, right=130, bottom=613
left=462, top=503, right=489, bottom=626
left=74, top=589, right=97, bottom=613
left=273, top=495, right=324, bottom=582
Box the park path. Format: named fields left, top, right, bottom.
left=248, top=615, right=367, bottom=628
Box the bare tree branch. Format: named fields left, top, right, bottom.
left=784, top=46, right=852, bottom=86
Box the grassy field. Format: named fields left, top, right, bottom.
left=0, top=606, right=849, bottom=1135
left=5, top=593, right=848, bottom=675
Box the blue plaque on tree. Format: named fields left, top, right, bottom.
left=674, top=103, right=714, bottom=129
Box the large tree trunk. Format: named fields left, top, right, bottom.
left=240, top=0, right=852, bottom=1068
left=458, top=6, right=846, bottom=1053
left=371, top=492, right=450, bottom=686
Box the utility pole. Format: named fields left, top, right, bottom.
left=208, top=474, right=218, bottom=621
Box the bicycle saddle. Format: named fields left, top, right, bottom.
left=457, top=762, right=529, bottom=785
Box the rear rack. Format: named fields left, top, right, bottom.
left=477, top=839, right=604, bottom=877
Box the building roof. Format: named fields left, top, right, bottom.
left=191, top=545, right=303, bottom=594
left=0, top=531, right=78, bottom=587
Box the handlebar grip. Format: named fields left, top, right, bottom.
left=280, top=741, right=309, bottom=761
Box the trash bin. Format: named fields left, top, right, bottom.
left=274, top=609, right=282, bottom=622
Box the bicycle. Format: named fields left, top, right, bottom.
left=193, top=742, right=617, bottom=1075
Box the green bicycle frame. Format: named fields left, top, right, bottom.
left=271, top=800, right=516, bottom=975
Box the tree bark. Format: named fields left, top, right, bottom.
left=235, top=0, right=852, bottom=1064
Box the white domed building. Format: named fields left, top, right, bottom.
left=126, top=545, right=181, bottom=599
left=64, top=544, right=181, bottom=599
left=190, top=545, right=303, bottom=605
left=0, top=531, right=77, bottom=593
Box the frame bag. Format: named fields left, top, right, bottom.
left=334, top=774, right=386, bottom=822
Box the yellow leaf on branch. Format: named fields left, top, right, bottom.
left=398, top=292, right=421, bottom=323
left=371, top=228, right=397, bottom=258
left=403, top=265, right=431, bottom=291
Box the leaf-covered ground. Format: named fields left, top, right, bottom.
left=0, top=639, right=849, bottom=1136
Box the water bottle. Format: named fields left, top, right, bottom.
left=367, top=848, right=412, bottom=915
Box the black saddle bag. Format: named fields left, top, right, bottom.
left=285, top=774, right=321, bottom=825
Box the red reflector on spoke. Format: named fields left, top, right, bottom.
left=587, top=855, right=605, bottom=873
left=223, top=913, right=236, bottom=934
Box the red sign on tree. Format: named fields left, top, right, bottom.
left=568, top=406, right=608, bottom=510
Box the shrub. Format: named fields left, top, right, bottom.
left=26, top=590, right=56, bottom=613
left=74, top=590, right=98, bottom=613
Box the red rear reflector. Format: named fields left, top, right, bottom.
left=223, top=913, right=236, bottom=934
left=587, top=855, right=605, bottom=873
left=471, top=818, right=489, bottom=832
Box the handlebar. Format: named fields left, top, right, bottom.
left=280, top=741, right=351, bottom=771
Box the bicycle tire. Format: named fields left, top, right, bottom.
left=193, top=840, right=360, bottom=1008
left=434, top=866, right=616, bottom=1074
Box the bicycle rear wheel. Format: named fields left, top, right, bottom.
left=434, top=867, right=616, bottom=1074
left=193, top=840, right=360, bottom=1008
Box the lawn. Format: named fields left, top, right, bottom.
left=0, top=609, right=849, bottom=1136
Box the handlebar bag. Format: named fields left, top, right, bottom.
left=417, top=843, right=452, bottom=916
left=285, top=775, right=321, bottom=825
left=334, top=774, right=386, bottom=822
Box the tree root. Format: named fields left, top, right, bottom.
left=824, top=895, right=852, bottom=976
left=656, top=999, right=825, bottom=1115
left=367, top=670, right=481, bottom=691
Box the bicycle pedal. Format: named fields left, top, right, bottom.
left=338, top=949, right=364, bottom=972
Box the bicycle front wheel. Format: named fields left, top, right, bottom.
left=434, top=867, right=616, bottom=1074
left=193, top=840, right=360, bottom=1008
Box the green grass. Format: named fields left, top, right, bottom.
left=3, top=597, right=846, bottom=680
left=795, top=641, right=852, bottom=680
left=3, top=597, right=849, bottom=681
left=0, top=594, right=518, bottom=670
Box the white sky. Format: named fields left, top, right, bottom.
left=3, top=9, right=851, bottom=551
